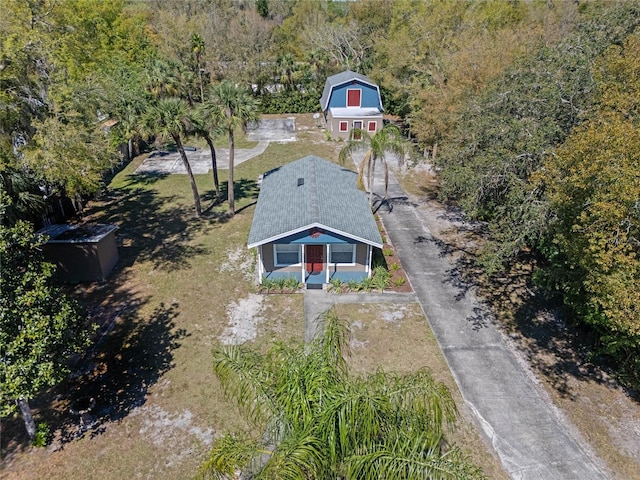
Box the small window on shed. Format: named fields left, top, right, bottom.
left=339, top=121, right=348, bottom=132
left=368, top=121, right=377, bottom=132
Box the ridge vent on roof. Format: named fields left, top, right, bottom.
left=309, top=158, right=319, bottom=220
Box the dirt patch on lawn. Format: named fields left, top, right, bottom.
left=219, top=294, right=265, bottom=345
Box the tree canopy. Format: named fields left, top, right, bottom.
left=199, top=310, right=482, bottom=479
left=0, top=217, right=91, bottom=439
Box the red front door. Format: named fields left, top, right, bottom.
left=306, top=245, right=323, bottom=273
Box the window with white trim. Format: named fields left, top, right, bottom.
left=330, top=244, right=356, bottom=264
left=339, top=121, right=348, bottom=132
left=274, top=244, right=300, bottom=266
left=347, top=89, right=361, bottom=107
left=368, top=121, right=377, bottom=132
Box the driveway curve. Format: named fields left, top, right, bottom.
left=375, top=168, right=606, bottom=479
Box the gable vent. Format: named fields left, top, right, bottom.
left=297, top=177, right=304, bottom=186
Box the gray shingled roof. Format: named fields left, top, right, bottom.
left=248, top=155, right=383, bottom=248
left=320, top=70, right=378, bottom=112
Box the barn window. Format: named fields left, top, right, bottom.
left=368, top=121, right=377, bottom=132
left=347, top=89, right=361, bottom=107
left=339, top=121, right=348, bottom=132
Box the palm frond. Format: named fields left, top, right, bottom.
left=213, top=345, right=278, bottom=426
left=198, top=433, right=265, bottom=480
left=346, top=434, right=484, bottom=480
left=256, top=430, right=326, bottom=480
left=366, top=368, right=458, bottom=436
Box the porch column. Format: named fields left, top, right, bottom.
left=325, top=244, right=330, bottom=284
left=258, top=245, right=263, bottom=283
left=301, top=244, right=306, bottom=284
left=367, top=244, right=373, bottom=277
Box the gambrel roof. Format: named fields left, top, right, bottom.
left=320, top=70, right=381, bottom=112
left=248, top=155, right=383, bottom=249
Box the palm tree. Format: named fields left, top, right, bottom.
left=193, top=104, right=222, bottom=203
left=0, top=167, right=45, bottom=226
left=275, top=53, right=297, bottom=91
left=143, top=97, right=202, bottom=217
left=116, top=102, right=145, bottom=161
left=145, top=59, right=181, bottom=99
left=198, top=310, right=481, bottom=480
left=191, top=33, right=206, bottom=103
left=207, top=81, right=259, bottom=215
left=339, top=123, right=408, bottom=208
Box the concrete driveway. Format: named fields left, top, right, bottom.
left=370, top=162, right=607, bottom=479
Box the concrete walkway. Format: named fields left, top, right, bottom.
left=374, top=166, right=606, bottom=479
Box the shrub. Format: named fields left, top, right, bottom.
left=372, top=266, right=391, bottom=292
left=390, top=262, right=400, bottom=271
left=283, top=277, right=301, bottom=291
left=383, top=248, right=394, bottom=257
left=275, top=277, right=288, bottom=291
left=262, top=278, right=278, bottom=293
left=393, top=277, right=406, bottom=287
left=358, top=276, right=374, bottom=292
left=329, top=277, right=344, bottom=293
left=32, top=422, right=50, bottom=447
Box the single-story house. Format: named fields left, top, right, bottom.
left=320, top=70, right=384, bottom=140
left=248, top=155, right=383, bottom=287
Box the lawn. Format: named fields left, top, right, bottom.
left=1, top=115, right=504, bottom=479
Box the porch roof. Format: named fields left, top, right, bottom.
left=248, top=155, right=383, bottom=249
left=329, top=107, right=382, bottom=118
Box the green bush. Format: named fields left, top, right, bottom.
left=283, top=277, right=301, bottom=291
left=262, top=278, right=278, bottom=293
left=329, top=277, right=344, bottom=293
left=33, top=422, right=50, bottom=447
left=372, top=266, right=391, bottom=292
left=259, top=90, right=321, bottom=114
left=358, top=276, right=374, bottom=292
left=262, top=277, right=300, bottom=293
